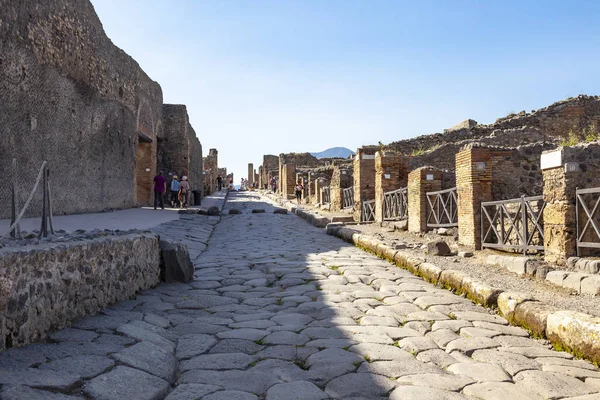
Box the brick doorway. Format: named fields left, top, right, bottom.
left=135, top=140, right=153, bottom=206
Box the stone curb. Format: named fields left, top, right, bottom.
left=327, top=225, right=600, bottom=366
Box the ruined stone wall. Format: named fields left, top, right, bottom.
left=0, top=233, right=160, bottom=350
left=353, top=147, right=378, bottom=220
left=188, top=128, right=203, bottom=198
left=261, top=155, right=279, bottom=188
left=0, top=0, right=164, bottom=218
left=280, top=152, right=323, bottom=168
left=388, top=96, right=600, bottom=156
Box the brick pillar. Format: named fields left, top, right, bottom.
left=408, top=167, right=442, bottom=233
left=314, top=178, right=324, bottom=205
left=456, top=146, right=493, bottom=249
left=374, top=151, right=407, bottom=223
left=353, top=148, right=377, bottom=221
left=330, top=167, right=344, bottom=211
left=248, top=163, right=254, bottom=186
left=542, top=147, right=581, bottom=265
left=286, top=164, right=296, bottom=199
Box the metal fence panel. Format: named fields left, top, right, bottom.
left=481, top=195, right=545, bottom=253
left=342, top=187, right=354, bottom=209
left=383, top=187, right=408, bottom=221
left=426, top=187, right=458, bottom=228
left=576, top=187, right=600, bottom=255
left=362, top=199, right=375, bottom=222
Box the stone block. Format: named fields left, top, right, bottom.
left=546, top=270, right=568, bottom=286
left=439, top=270, right=466, bottom=290
left=331, top=216, right=354, bottom=223
left=486, top=255, right=534, bottom=276
left=426, top=240, right=452, bottom=256
left=273, top=208, right=287, bottom=214
left=393, top=220, right=408, bottom=231
left=512, top=301, right=558, bottom=337
left=178, top=209, right=200, bottom=215
left=419, top=263, right=442, bottom=284
left=251, top=209, right=265, bottom=214
left=199, top=206, right=220, bottom=216
left=457, top=251, right=473, bottom=258
left=160, top=240, right=194, bottom=283
left=562, top=272, right=590, bottom=293
left=228, top=209, right=242, bottom=215
left=461, top=278, right=502, bottom=307
left=581, top=276, right=600, bottom=296
left=325, top=223, right=344, bottom=236
left=575, top=259, right=600, bottom=274
left=497, top=292, right=535, bottom=321
left=546, top=311, right=600, bottom=365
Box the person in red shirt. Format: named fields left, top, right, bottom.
left=153, top=171, right=166, bottom=210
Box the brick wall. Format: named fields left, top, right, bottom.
left=374, top=151, right=408, bottom=222
left=353, top=147, right=378, bottom=221
left=408, top=167, right=442, bottom=232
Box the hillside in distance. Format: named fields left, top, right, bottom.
left=310, top=147, right=355, bottom=159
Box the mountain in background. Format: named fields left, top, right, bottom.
left=310, top=147, right=355, bottom=159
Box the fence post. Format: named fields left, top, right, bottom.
left=576, top=187, right=580, bottom=257
left=375, top=151, right=407, bottom=223
left=39, top=164, right=48, bottom=238
left=10, top=158, right=19, bottom=239
left=521, top=195, right=527, bottom=255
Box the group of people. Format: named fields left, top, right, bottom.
left=269, top=177, right=277, bottom=192
left=153, top=171, right=191, bottom=210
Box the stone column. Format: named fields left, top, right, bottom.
left=408, top=167, right=442, bottom=233
left=314, top=178, right=325, bottom=205
left=329, top=167, right=344, bottom=211
left=542, top=147, right=582, bottom=265
left=456, top=146, right=492, bottom=249
left=374, top=151, right=407, bottom=223
left=353, top=148, right=377, bottom=221
left=248, top=163, right=254, bottom=186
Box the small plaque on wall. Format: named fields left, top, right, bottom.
left=426, top=174, right=434, bottom=181
left=541, top=149, right=562, bottom=170
left=475, top=162, right=486, bottom=171
left=565, top=162, right=581, bottom=173
left=363, top=155, right=375, bottom=160
left=384, top=174, right=391, bottom=179
left=145, top=168, right=151, bottom=172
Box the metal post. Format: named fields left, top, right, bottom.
left=576, top=187, right=580, bottom=257
left=521, top=195, right=527, bottom=255
left=47, top=165, right=55, bottom=235
left=39, top=164, right=48, bottom=238
left=10, top=158, right=17, bottom=238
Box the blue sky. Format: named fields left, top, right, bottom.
left=91, top=0, right=600, bottom=183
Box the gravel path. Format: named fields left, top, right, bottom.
left=1, top=192, right=599, bottom=399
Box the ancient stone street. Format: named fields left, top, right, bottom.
left=2, top=192, right=600, bottom=399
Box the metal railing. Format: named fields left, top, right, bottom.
left=384, top=187, right=408, bottom=221
left=342, top=187, right=354, bottom=209
left=426, top=187, right=458, bottom=228
left=322, top=186, right=331, bottom=205
left=481, top=195, right=545, bottom=254
left=362, top=199, right=375, bottom=222
left=576, top=187, right=600, bottom=255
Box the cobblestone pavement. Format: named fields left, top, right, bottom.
left=2, top=192, right=600, bottom=399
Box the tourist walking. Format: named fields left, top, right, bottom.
left=179, top=176, right=190, bottom=208
left=295, top=181, right=303, bottom=205
left=153, top=171, right=166, bottom=210
left=216, top=175, right=223, bottom=191
left=170, top=175, right=180, bottom=208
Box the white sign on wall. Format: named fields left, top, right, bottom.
left=565, top=162, right=581, bottom=173
left=475, top=162, right=486, bottom=171
left=145, top=168, right=151, bottom=172
left=541, top=149, right=562, bottom=170
left=384, top=174, right=391, bottom=179
left=362, top=155, right=375, bottom=160
left=426, top=174, right=434, bottom=181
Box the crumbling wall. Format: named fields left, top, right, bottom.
left=0, top=0, right=164, bottom=218
left=203, top=149, right=218, bottom=195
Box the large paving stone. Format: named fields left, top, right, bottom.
left=324, top=373, right=396, bottom=398
left=49, top=328, right=99, bottom=343
left=389, top=386, right=468, bottom=400
left=265, top=381, right=330, bottom=400
left=176, top=334, right=218, bottom=359
left=208, top=339, right=264, bottom=354
left=445, top=337, right=500, bottom=354
left=27, top=342, right=123, bottom=361
left=180, top=352, right=256, bottom=372
left=0, top=385, right=84, bottom=400
left=461, top=382, right=542, bottom=400
left=472, top=349, right=541, bottom=375
left=358, top=359, right=443, bottom=377
left=72, top=315, right=129, bottom=330
left=116, top=323, right=175, bottom=352
left=348, top=343, right=413, bottom=361
left=306, top=348, right=363, bottom=367
left=447, top=362, right=511, bottom=382
left=216, top=328, right=268, bottom=341
left=0, top=368, right=81, bottom=392
left=84, top=366, right=170, bottom=400
left=176, top=295, right=238, bottom=309
left=39, top=355, right=114, bottom=379
left=164, top=383, right=222, bottom=400
left=396, top=373, right=474, bottom=391
left=112, top=341, right=177, bottom=384
left=514, top=370, right=598, bottom=399
left=202, top=391, right=258, bottom=400
left=178, top=370, right=282, bottom=396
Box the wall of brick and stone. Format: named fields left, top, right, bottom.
left=158, top=104, right=203, bottom=199
left=0, top=233, right=160, bottom=350
left=0, top=0, right=164, bottom=218
left=203, top=149, right=218, bottom=196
